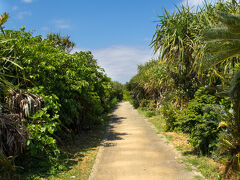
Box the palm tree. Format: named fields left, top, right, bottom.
left=203, top=12, right=240, bottom=177
left=47, top=33, right=75, bottom=53
left=151, top=5, right=204, bottom=103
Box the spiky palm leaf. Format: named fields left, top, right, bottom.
left=0, top=12, right=8, bottom=35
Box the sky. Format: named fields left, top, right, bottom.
left=1, top=0, right=206, bottom=83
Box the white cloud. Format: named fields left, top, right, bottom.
left=22, top=0, right=33, bottom=3
left=17, top=11, right=32, bottom=19
left=181, top=0, right=204, bottom=7
left=53, top=19, right=70, bottom=29
left=91, top=45, right=153, bottom=83
left=180, top=0, right=218, bottom=8
left=12, top=6, right=18, bottom=11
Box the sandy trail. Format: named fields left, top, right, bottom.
left=89, top=102, right=198, bottom=180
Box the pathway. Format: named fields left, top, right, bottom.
left=89, top=102, right=199, bottom=180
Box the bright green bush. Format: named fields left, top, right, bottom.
left=123, top=89, right=131, bottom=101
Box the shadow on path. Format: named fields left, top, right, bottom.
left=103, top=115, right=128, bottom=147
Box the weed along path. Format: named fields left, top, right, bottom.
left=89, top=102, right=199, bottom=180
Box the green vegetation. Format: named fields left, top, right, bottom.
left=127, top=0, right=240, bottom=178
left=3, top=0, right=240, bottom=178
left=0, top=12, right=123, bottom=179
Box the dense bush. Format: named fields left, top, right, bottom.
left=127, top=59, right=171, bottom=109
left=1, top=28, right=115, bottom=130
left=161, top=87, right=227, bottom=155
left=0, top=16, right=123, bottom=176
left=161, top=104, right=178, bottom=131
left=176, top=87, right=226, bottom=154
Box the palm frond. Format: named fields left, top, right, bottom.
left=0, top=113, right=25, bottom=156
left=218, top=12, right=240, bottom=33
left=7, top=89, right=43, bottom=119
left=0, top=12, right=8, bottom=27
left=202, top=48, right=240, bottom=68
left=204, top=28, right=240, bottom=41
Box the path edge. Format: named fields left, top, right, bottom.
left=88, top=116, right=111, bottom=180
left=138, top=108, right=206, bottom=179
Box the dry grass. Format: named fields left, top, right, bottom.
left=164, top=132, right=190, bottom=148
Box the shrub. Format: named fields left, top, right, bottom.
left=161, top=104, right=178, bottom=131
left=145, top=110, right=156, bottom=117
left=23, top=92, right=60, bottom=167
left=176, top=87, right=226, bottom=155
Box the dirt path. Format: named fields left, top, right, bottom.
left=89, top=102, right=199, bottom=180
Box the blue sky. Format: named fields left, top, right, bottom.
left=1, top=0, right=205, bottom=83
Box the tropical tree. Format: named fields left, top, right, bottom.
left=0, top=12, right=8, bottom=34
left=151, top=6, right=204, bottom=102
left=151, top=1, right=240, bottom=103
left=0, top=12, right=25, bottom=179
